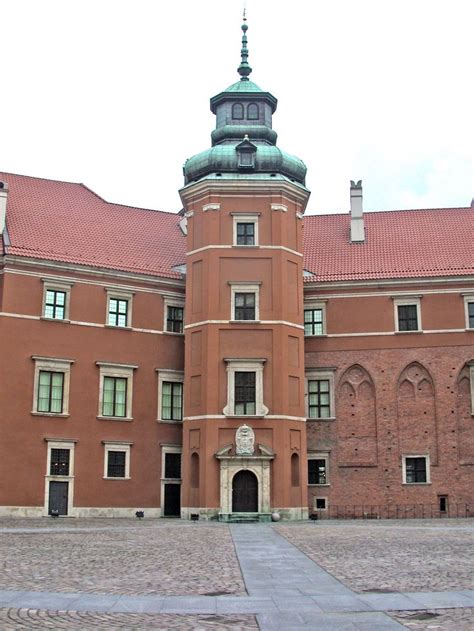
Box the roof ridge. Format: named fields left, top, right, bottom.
left=0, top=170, right=83, bottom=187
left=304, top=206, right=472, bottom=218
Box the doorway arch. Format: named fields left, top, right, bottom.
left=232, top=470, right=258, bottom=512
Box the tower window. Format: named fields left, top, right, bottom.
left=234, top=292, right=256, bottom=320
left=247, top=103, right=259, bottom=119
left=232, top=103, right=244, bottom=119
left=235, top=371, right=256, bottom=415
left=236, top=222, right=255, bottom=245
left=238, top=151, right=255, bottom=168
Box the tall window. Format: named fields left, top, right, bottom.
left=235, top=372, right=256, bottom=415
left=467, top=301, right=474, bottom=328
left=164, top=452, right=182, bottom=479
left=308, top=379, right=331, bottom=418
left=167, top=306, right=184, bottom=333
left=304, top=308, right=324, bottom=336
left=50, top=448, right=70, bottom=476
left=308, top=458, right=327, bottom=485
left=236, top=222, right=255, bottom=245
left=107, top=451, right=126, bottom=478
left=404, top=456, right=428, bottom=484
left=234, top=293, right=256, bottom=320
left=247, top=103, right=259, bottom=119
left=232, top=103, right=244, bottom=119
left=397, top=304, right=419, bottom=331
left=162, top=382, right=183, bottom=421
left=44, top=290, right=66, bottom=320
left=108, top=298, right=129, bottom=327
left=38, top=371, right=64, bottom=413
left=102, top=376, right=127, bottom=417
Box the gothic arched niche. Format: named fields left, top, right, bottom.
left=456, top=364, right=474, bottom=464
left=396, top=362, right=438, bottom=462
left=337, top=364, right=377, bottom=466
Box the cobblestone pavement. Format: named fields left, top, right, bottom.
left=276, top=519, right=474, bottom=593
left=0, top=519, right=245, bottom=596
left=390, top=607, right=474, bottom=630
left=0, top=609, right=258, bottom=630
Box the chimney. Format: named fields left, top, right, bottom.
left=0, top=181, right=8, bottom=234
left=350, top=179, right=364, bottom=242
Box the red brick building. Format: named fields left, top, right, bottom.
left=0, top=20, right=473, bottom=520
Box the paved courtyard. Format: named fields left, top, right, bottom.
left=0, top=518, right=472, bottom=629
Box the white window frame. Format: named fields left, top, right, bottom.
left=103, top=441, right=132, bottom=479
left=32, top=356, right=74, bottom=417
left=41, top=279, right=73, bottom=321
left=393, top=297, right=422, bottom=333
left=232, top=213, right=259, bottom=246
left=402, top=454, right=431, bottom=485
left=304, top=300, right=327, bottom=336
left=156, top=369, right=184, bottom=423
left=105, top=288, right=134, bottom=328
left=314, top=496, right=328, bottom=511
left=96, top=362, right=137, bottom=421
left=308, top=452, right=330, bottom=486
left=163, top=296, right=185, bottom=334
left=230, top=282, right=261, bottom=322
left=44, top=439, right=76, bottom=516
left=305, top=369, right=335, bottom=420
left=223, top=358, right=268, bottom=417
left=464, top=295, right=474, bottom=330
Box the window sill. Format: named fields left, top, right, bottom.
left=31, top=412, right=70, bottom=418
left=402, top=482, right=431, bottom=486
left=40, top=317, right=70, bottom=323
left=304, top=334, right=327, bottom=338
left=104, top=325, right=132, bottom=330
left=103, top=476, right=130, bottom=480
left=307, top=417, right=336, bottom=422
left=97, top=415, right=133, bottom=422
left=225, top=414, right=266, bottom=419
left=157, top=418, right=183, bottom=424
left=163, top=331, right=184, bottom=336
left=308, top=483, right=330, bottom=487
left=230, top=320, right=260, bottom=324
left=395, top=330, right=422, bottom=334
left=232, top=245, right=259, bottom=248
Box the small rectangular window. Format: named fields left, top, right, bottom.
left=308, top=379, right=331, bottom=418
left=468, top=302, right=474, bottom=329
left=236, top=222, right=255, bottom=246
left=108, top=298, right=129, bottom=327
left=102, top=376, right=127, bottom=417
left=439, top=496, right=448, bottom=513
left=308, top=458, right=327, bottom=485
left=315, top=498, right=327, bottom=510
left=405, top=456, right=427, bottom=483
left=234, top=292, right=256, bottom=320
left=397, top=304, right=419, bottom=331
left=37, top=371, right=64, bottom=413
left=162, top=382, right=183, bottom=421
left=44, top=290, right=66, bottom=320
left=235, top=371, right=256, bottom=415
left=165, top=452, right=181, bottom=479
left=50, top=448, right=70, bottom=476
left=304, top=308, right=324, bottom=336
left=166, top=306, right=184, bottom=333
left=107, top=451, right=126, bottom=478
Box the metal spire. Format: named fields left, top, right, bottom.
left=237, top=8, right=252, bottom=81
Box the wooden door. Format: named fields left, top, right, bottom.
left=232, top=470, right=258, bottom=512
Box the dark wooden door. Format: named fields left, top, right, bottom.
left=232, top=470, right=258, bottom=512
left=48, top=481, right=68, bottom=515
left=164, top=484, right=181, bottom=517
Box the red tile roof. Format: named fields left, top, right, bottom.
left=303, top=207, right=474, bottom=282
left=0, top=172, right=186, bottom=280
left=1, top=172, right=472, bottom=283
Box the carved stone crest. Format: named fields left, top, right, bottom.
left=235, top=424, right=255, bottom=456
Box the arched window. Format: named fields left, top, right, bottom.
left=190, top=452, right=199, bottom=488
left=232, top=103, right=244, bottom=119
left=247, top=103, right=259, bottom=120
left=291, top=453, right=300, bottom=487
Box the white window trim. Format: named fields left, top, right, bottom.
left=96, top=362, right=137, bottom=420
left=305, top=369, right=336, bottom=420
left=308, top=452, right=330, bottom=486
left=464, top=295, right=474, bottom=330
left=31, top=356, right=74, bottom=417
left=304, top=300, right=327, bottom=336
left=41, top=279, right=73, bottom=321
left=44, top=439, right=76, bottom=517
left=232, top=213, right=259, bottom=246
left=402, top=454, right=431, bottom=485
left=156, top=369, right=184, bottom=423
left=105, top=288, right=134, bottom=328
left=223, top=358, right=268, bottom=417
left=103, top=441, right=132, bottom=479
left=393, top=297, right=422, bottom=333
left=230, top=282, right=261, bottom=321
left=163, top=296, right=185, bottom=334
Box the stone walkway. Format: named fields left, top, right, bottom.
left=1, top=523, right=474, bottom=629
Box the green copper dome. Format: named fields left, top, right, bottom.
left=183, top=15, right=307, bottom=187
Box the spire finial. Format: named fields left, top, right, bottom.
left=237, top=7, right=252, bottom=81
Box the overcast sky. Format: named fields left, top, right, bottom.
left=1, top=0, right=472, bottom=215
